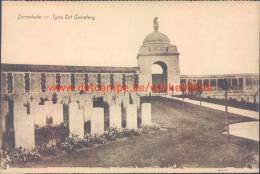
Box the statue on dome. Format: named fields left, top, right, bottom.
left=153, top=17, right=159, bottom=31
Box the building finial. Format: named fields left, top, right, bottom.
left=153, top=17, right=159, bottom=31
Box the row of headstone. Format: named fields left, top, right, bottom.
left=3, top=100, right=65, bottom=149
left=6, top=94, right=150, bottom=150
left=102, top=93, right=141, bottom=108
left=33, top=101, right=64, bottom=127
left=68, top=102, right=152, bottom=138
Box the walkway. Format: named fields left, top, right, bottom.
left=164, top=95, right=259, bottom=120
left=227, top=121, right=259, bottom=142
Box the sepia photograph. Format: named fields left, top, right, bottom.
left=0, top=1, right=259, bottom=173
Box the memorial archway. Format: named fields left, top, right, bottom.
left=151, top=61, right=168, bottom=93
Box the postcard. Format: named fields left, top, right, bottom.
left=1, top=1, right=259, bottom=173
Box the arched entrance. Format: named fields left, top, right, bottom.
left=151, top=61, right=168, bottom=93
left=137, top=18, right=180, bottom=95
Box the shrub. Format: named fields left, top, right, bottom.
left=0, top=124, right=161, bottom=168
left=37, top=139, right=58, bottom=156
left=120, top=128, right=142, bottom=137
left=104, top=128, right=118, bottom=141
left=0, top=147, right=41, bottom=169
left=82, top=134, right=94, bottom=147
left=93, top=134, right=107, bottom=144
left=60, top=135, right=83, bottom=153
left=129, top=129, right=142, bottom=136
left=114, top=128, right=125, bottom=138
left=35, top=123, right=69, bottom=146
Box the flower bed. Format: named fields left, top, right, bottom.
left=0, top=124, right=160, bottom=169
left=0, top=147, right=41, bottom=169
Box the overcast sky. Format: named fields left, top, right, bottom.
left=2, top=2, right=259, bottom=75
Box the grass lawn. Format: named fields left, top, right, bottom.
left=22, top=96, right=259, bottom=168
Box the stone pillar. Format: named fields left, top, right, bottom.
left=126, top=104, right=137, bottom=129
left=101, top=74, right=110, bottom=87
left=31, top=73, right=41, bottom=93
left=109, top=105, right=121, bottom=128
left=113, top=74, right=122, bottom=87
left=236, top=78, right=239, bottom=90
left=126, top=74, right=134, bottom=89
left=14, top=102, right=35, bottom=150
left=76, top=74, right=85, bottom=91
left=46, top=73, right=56, bottom=92
left=91, top=108, right=104, bottom=135
left=13, top=74, right=24, bottom=94
left=230, top=78, right=233, bottom=91
left=88, top=74, right=97, bottom=86
left=60, top=74, right=71, bottom=95
left=242, top=77, right=246, bottom=91
left=141, top=103, right=152, bottom=126
left=69, top=102, right=84, bottom=138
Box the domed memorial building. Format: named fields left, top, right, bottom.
left=138, top=17, right=180, bottom=93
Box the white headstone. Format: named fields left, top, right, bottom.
left=106, top=93, right=114, bottom=106
left=141, top=103, right=152, bottom=126
left=53, top=104, right=63, bottom=125
left=15, top=115, right=35, bottom=150
left=123, top=94, right=130, bottom=108
left=109, top=105, right=121, bottom=128
left=0, top=101, right=8, bottom=133
left=84, top=102, right=93, bottom=122
left=126, top=104, right=137, bottom=129
left=91, top=108, right=104, bottom=135
left=136, top=96, right=141, bottom=109
left=34, top=104, right=47, bottom=127
left=14, top=102, right=35, bottom=150
left=69, top=103, right=84, bottom=138
left=116, top=93, right=123, bottom=105
left=131, top=93, right=140, bottom=109
left=84, top=99, right=93, bottom=122
left=45, top=101, right=53, bottom=120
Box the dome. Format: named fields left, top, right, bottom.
left=143, top=31, right=170, bottom=45
left=138, top=17, right=178, bottom=56
left=143, top=17, right=171, bottom=46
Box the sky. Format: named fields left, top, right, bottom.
left=2, top=1, right=259, bottom=75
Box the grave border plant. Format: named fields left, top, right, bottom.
left=0, top=123, right=160, bottom=169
